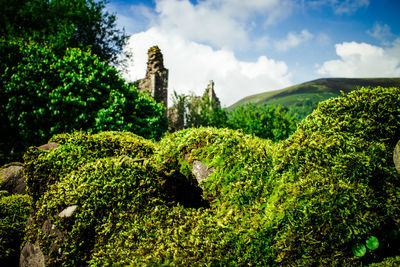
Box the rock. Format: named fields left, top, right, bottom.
left=41, top=219, right=63, bottom=253
left=394, top=140, right=400, bottom=173
left=20, top=241, right=46, bottom=267
left=58, top=205, right=78, bottom=218
left=192, top=160, right=215, bottom=185
left=38, top=142, right=59, bottom=150
left=0, top=163, right=26, bottom=194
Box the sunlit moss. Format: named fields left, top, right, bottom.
left=22, top=87, right=400, bottom=265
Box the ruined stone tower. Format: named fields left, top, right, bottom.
left=203, top=80, right=221, bottom=109
left=138, top=46, right=168, bottom=108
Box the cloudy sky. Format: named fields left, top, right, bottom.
left=107, top=0, right=400, bottom=106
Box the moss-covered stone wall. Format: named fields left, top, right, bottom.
left=15, top=87, right=400, bottom=265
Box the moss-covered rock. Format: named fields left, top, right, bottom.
left=267, top=87, right=400, bottom=265
left=21, top=87, right=400, bottom=265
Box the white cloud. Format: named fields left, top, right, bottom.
left=152, top=0, right=294, bottom=50
left=367, top=23, right=393, bottom=43
left=307, top=0, right=369, bottom=15
left=333, top=0, right=369, bottom=15
left=121, top=28, right=292, bottom=106
left=275, top=30, right=313, bottom=52
left=317, top=41, right=400, bottom=77
left=316, top=32, right=331, bottom=45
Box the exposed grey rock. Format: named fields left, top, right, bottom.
left=38, top=142, right=59, bottom=150
left=20, top=241, right=45, bottom=267
left=0, top=163, right=26, bottom=194
left=58, top=205, right=78, bottom=218
left=192, top=160, right=215, bottom=185
left=42, top=219, right=63, bottom=253
left=394, top=140, right=400, bottom=174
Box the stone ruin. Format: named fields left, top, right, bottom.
left=137, top=46, right=169, bottom=108
left=203, top=80, right=221, bottom=109
left=167, top=80, right=221, bottom=132
left=135, top=46, right=222, bottom=132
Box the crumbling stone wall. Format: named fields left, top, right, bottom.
left=137, top=46, right=168, bottom=108
left=167, top=80, right=221, bottom=132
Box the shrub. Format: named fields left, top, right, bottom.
left=0, top=39, right=166, bottom=164
left=227, top=103, right=298, bottom=142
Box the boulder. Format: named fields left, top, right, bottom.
left=20, top=241, right=46, bottom=267
left=0, top=163, right=26, bottom=194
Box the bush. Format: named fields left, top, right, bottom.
left=0, top=193, right=31, bottom=266
left=0, top=39, right=167, bottom=164
left=227, top=103, right=298, bottom=142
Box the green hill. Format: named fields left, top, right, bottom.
left=228, top=78, right=400, bottom=118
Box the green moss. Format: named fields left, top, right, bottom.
left=266, top=87, right=400, bottom=265
left=369, top=255, right=400, bottom=266
left=24, top=131, right=155, bottom=202
left=0, top=194, right=31, bottom=266
left=21, top=87, right=400, bottom=265
left=156, top=127, right=275, bottom=207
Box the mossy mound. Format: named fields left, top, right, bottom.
left=155, top=127, right=275, bottom=207
left=21, top=87, right=400, bottom=265
left=267, top=87, right=400, bottom=265
left=0, top=193, right=31, bottom=266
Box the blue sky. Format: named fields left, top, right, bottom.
left=107, top=0, right=400, bottom=106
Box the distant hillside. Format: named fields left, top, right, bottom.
left=228, top=78, right=400, bottom=118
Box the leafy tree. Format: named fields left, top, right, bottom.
left=0, top=39, right=166, bottom=164
left=168, top=91, right=228, bottom=131
left=227, top=103, right=297, bottom=142
left=186, top=92, right=228, bottom=128
left=167, top=91, right=188, bottom=132
left=0, top=0, right=127, bottom=63
left=167, top=92, right=297, bottom=142
left=96, top=89, right=167, bottom=140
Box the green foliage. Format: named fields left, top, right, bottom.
left=368, top=255, right=400, bottom=266
left=96, top=89, right=167, bottom=139
left=168, top=92, right=297, bottom=142
left=0, top=193, right=31, bottom=266
left=227, top=103, right=298, bottom=142
left=0, top=39, right=166, bottom=164
left=186, top=92, right=228, bottom=128
left=168, top=91, right=228, bottom=131
left=21, top=87, right=400, bottom=265
left=0, top=0, right=127, bottom=63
